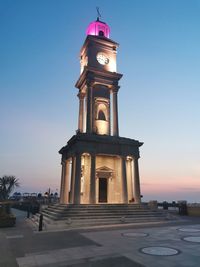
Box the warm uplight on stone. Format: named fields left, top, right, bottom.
left=59, top=17, right=143, bottom=205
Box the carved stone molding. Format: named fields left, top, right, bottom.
left=96, top=166, right=114, bottom=179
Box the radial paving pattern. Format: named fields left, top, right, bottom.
left=140, top=246, right=180, bottom=256
left=183, top=236, right=200, bottom=243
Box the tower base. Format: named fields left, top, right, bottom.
left=59, top=133, right=143, bottom=205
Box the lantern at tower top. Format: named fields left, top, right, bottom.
left=86, top=18, right=110, bottom=38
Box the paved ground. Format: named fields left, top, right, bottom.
left=1, top=209, right=200, bottom=267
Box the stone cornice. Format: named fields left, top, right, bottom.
left=59, top=133, right=143, bottom=157
left=71, top=133, right=143, bottom=146
left=75, top=67, right=123, bottom=89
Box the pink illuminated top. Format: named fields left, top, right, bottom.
left=86, top=19, right=110, bottom=38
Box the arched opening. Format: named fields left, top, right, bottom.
left=98, top=110, right=106, bottom=121
left=99, top=30, right=104, bottom=36
left=95, top=100, right=109, bottom=135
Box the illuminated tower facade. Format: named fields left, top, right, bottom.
left=59, top=18, right=143, bottom=205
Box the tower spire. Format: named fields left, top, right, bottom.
left=96, top=7, right=101, bottom=21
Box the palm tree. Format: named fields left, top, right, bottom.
left=0, top=175, right=19, bottom=201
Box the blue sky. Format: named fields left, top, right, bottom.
left=1, top=0, right=200, bottom=201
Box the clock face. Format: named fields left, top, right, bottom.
left=96, top=52, right=109, bottom=65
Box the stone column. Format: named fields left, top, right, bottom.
left=90, top=154, right=96, bottom=204
left=108, top=100, right=111, bottom=135
left=84, top=97, right=87, bottom=132
left=74, top=153, right=81, bottom=204
left=133, top=157, right=141, bottom=204
left=112, top=86, right=119, bottom=136
left=59, top=161, right=65, bottom=204
left=127, top=158, right=134, bottom=201
left=121, top=157, right=128, bottom=203
left=69, top=157, right=75, bottom=203
left=77, top=92, right=85, bottom=133
left=62, top=160, right=70, bottom=204
left=86, top=83, right=93, bottom=133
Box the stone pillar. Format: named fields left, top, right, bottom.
left=69, top=157, right=75, bottom=203
left=62, top=160, right=70, bottom=204
left=127, top=158, right=134, bottom=202
left=112, top=87, right=119, bottom=136
left=108, top=100, right=111, bottom=135
left=121, top=157, right=128, bottom=203
left=59, top=161, right=65, bottom=203
left=133, top=157, right=141, bottom=204
left=86, top=83, right=93, bottom=133
left=84, top=97, right=87, bottom=132
left=77, top=92, right=85, bottom=133
left=90, top=154, right=96, bottom=204
left=74, top=153, right=81, bottom=204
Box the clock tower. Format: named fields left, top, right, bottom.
left=77, top=18, right=121, bottom=136
left=59, top=18, right=143, bottom=205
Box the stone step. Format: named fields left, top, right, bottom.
left=32, top=203, right=171, bottom=229
left=48, top=204, right=145, bottom=209
left=46, top=205, right=148, bottom=212
left=34, top=211, right=159, bottom=221
left=43, top=207, right=156, bottom=214
left=47, top=207, right=145, bottom=212
left=59, top=214, right=165, bottom=221
left=41, top=204, right=166, bottom=218
left=51, top=203, right=143, bottom=208
left=43, top=213, right=163, bottom=220
left=55, top=216, right=167, bottom=227
left=47, top=208, right=148, bottom=213
left=42, top=211, right=166, bottom=221
left=42, top=209, right=164, bottom=218
left=46, top=208, right=146, bottom=214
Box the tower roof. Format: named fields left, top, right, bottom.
left=86, top=18, right=110, bottom=38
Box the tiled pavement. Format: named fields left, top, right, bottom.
left=1, top=209, right=200, bottom=267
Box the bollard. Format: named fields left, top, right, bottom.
left=27, top=206, right=30, bottom=218
left=39, top=214, right=43, bottom=231
left=27, top=203, right=31, bottom=218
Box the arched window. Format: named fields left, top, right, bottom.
left=98, top=110, right=106, bottom=121
left=99, top=30, right=104, bottom=37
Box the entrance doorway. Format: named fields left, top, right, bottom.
left=99, top=178, right=107, bottom=203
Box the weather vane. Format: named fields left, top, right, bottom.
left=96, top=7, right=101, bottom=21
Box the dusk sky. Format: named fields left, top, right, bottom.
left=1, top=0, right=200, bottom=202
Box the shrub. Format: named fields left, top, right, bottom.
left=0, top=213, right=16, bottom=227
